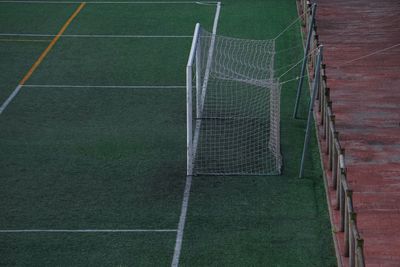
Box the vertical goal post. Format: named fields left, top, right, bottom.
left=186, top=23, right=201, bottom=176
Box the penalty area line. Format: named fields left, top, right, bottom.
left=0, top=33, right=193, bottom=38
left=0, top=229, right=177, bottom=233
left=22, top=84, right=186, bottom=89
left=0, top=38, right=50, bottom=42
left=0, top=1, right=219, bottom=4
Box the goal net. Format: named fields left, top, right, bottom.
left=186, top=24, right=282, bottom=176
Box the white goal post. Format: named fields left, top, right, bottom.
left=187, top=23, right=282, bottom=176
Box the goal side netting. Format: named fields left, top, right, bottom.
left=186, top=24, right=282, bottom=176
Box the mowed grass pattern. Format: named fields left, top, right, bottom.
left=0, top=0, right=336, bottom=266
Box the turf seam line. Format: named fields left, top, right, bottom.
left=23, top=85, right=186, bottom=88
left=0, top=1, right=218, bottom=4
left=0, top=3, right=85, bottom=115
left=171, top=2, right=221, bottom=267
left=0, top=229, right=177, bottom=233
left=0, top=33, right=193, bottom=38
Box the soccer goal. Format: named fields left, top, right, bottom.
left=186, top=23, right=282, bottom=176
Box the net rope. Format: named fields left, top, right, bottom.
left=191, top=29, right=281, bottom=175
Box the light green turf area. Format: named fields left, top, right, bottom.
left=0, top=1, right=336, bottom=266
left=0, top=3, right=78, bottom=33
left=65, top=4, right=216, bottom=36
left=27, top=38, right=192, bottom=85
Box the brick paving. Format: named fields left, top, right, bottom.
left=315, top=0, right=400, bottom=266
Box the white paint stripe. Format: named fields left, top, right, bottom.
left=0, top=38, right=50, bottom=42
left=0, top=229, right=177, bottom=233
left=0, top=1, right=218, bottom=4
left=0, top=85, right=22, bottom=115
left=171, top=175, right=192, bottom=267
left=0, top=33, right=192, bottom=38
left=171, top=3, right=221, bottom=267
left=23, top=84, right=186, bottom=89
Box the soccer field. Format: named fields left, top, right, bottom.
left=0, top=0, right=336, bottom=266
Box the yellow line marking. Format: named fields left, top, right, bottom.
left=0, top=38, right=51, bottom=42
left=19, top=2, right=86, bottom=85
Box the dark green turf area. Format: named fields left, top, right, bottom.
left=0, top=232, right=176, bottom=266
left=0, top=87, right=186, bottom=229
left=0, top=0, right=336, bottom=266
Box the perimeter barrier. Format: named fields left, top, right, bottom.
left=298, top=1, right=366, bottom=266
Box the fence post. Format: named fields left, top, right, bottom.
left=299, top=45, right=323, bottom=178
left=293, top=3, right=317, bottom=118
left=344, top=190, right=353, bottom=256
left=332, top=132, right=339, bottom=188
left=349, top=213, right=357, bottom=267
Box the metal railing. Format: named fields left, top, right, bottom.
left=299, top=1, right=366, bottom=266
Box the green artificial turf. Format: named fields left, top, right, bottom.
left=0, top=3, right=77, bottom=33
left=0, top=87, right=186, bottom=229
left=0, top=0, right=336, bottom=266
left=0, top=3, right=77, bottom=103
left=27, top=38, right=192, bottom=85
left=0, top=232, right=176, bottom=266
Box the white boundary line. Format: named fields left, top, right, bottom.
left=171, top=3, right=221, bottom=267
left=23, top=84, right=186, bottom=89
left=0, top=229, right=177, bottom=233
left=171, top=175, right=193, bottom=267
left=0, top=1, right=218, bottom=4
left=0, top=85, right=22, bottom=115
left=0, top=33, right=192, bottom=38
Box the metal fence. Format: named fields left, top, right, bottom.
left=298, top=1, right=366, bottom=266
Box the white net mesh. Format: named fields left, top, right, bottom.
left=189, top=28, right=282, bottom=176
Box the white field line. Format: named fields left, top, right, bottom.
left=0, top=229, right=177, bottom=233
left=0, top=85, right=22, bottom=115
left=23, top=84, right=186, bottom=89
left=0, top=33, right=192, bottom=38
left=0, top=38, right=50, bottom=42
left=171, top=3, right=221, bottom=267
left=0, top=1, right=218, bottom=4
left=171, top=175, right=192, bottom=267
